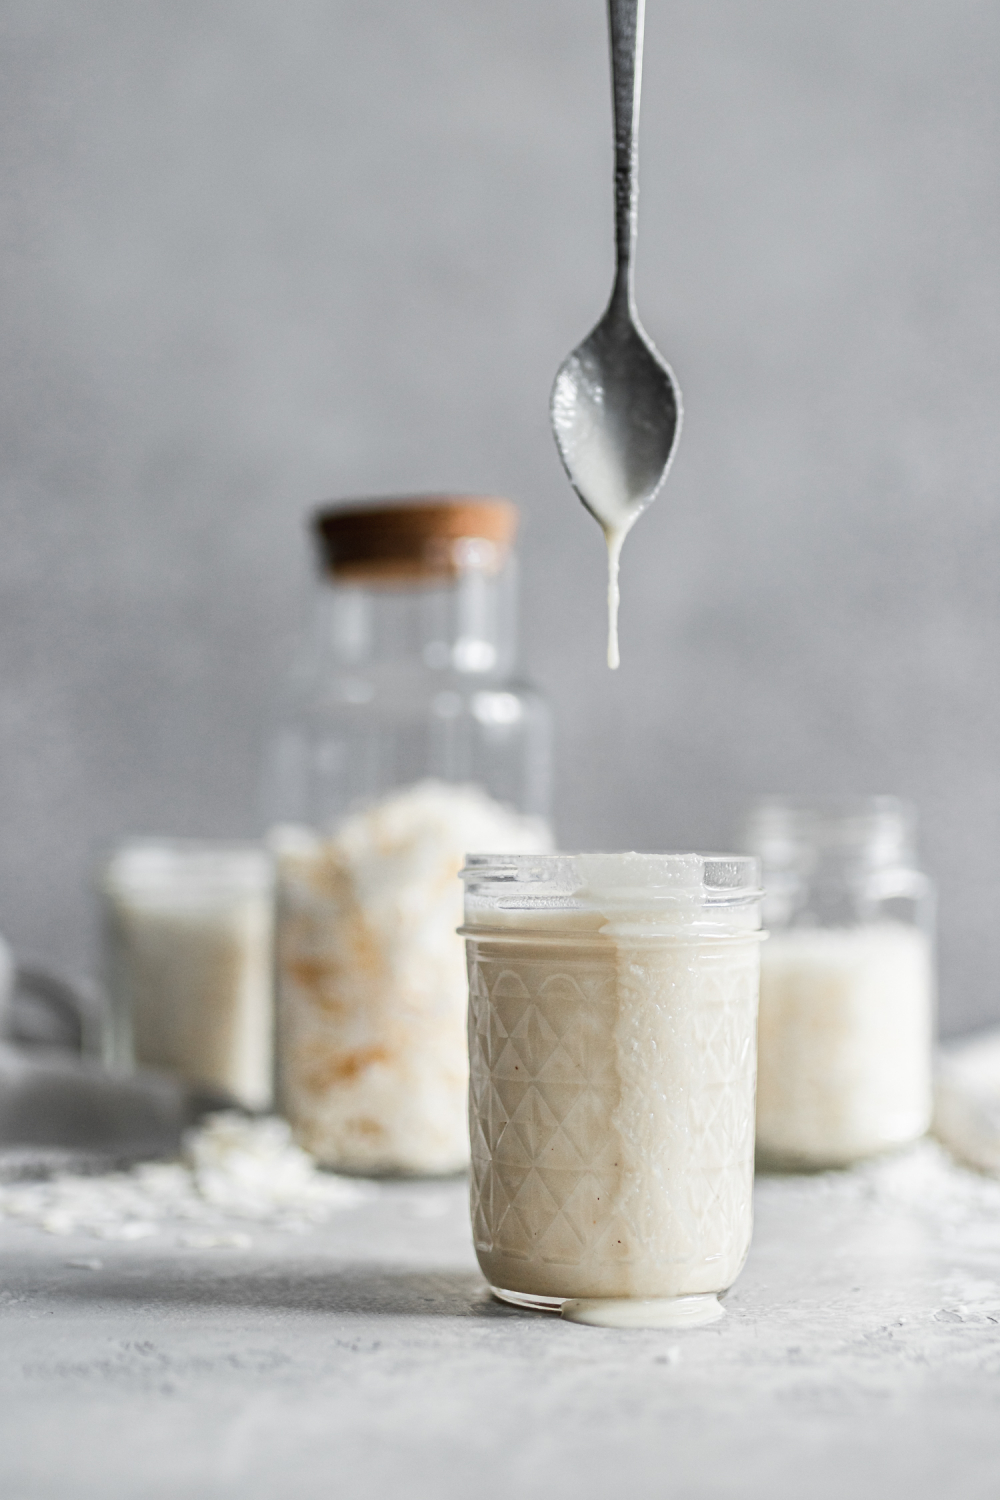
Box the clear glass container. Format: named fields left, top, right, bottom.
left=102, top=839, right=275, bottom=1108
left=744, top=796, right=935, bottom=1169
left=460, top=852, right=762, bottom=1329
left=267, top=496, right=553, bottom=1175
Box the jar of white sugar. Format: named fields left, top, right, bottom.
left=266, top=497, right=552, bottom=1175
left=460, top=852, right=763, bottom=1328
left=744, top=796, right=935, bottom=1170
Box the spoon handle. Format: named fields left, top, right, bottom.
left=608, top=0, right=645, bottom=306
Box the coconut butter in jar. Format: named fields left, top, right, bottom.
left=460, top=852, right=762, bottom=1328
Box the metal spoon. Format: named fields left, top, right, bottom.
left=550, top=0, right=682, bottom=669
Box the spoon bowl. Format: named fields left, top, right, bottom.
left=551, top=304, right=680, bottom=539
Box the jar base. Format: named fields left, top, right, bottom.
left=755, top=1133, right=928, bottom=1174
left=490, top=1286, right=724, bottom=1329
left=489, top=1286, right=565, bottom=1314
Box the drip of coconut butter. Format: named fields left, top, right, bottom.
left=551, top=359, right=653, bottom=670
left=562, top=1294, right=724, bottom=1329
left=566, top=420, right=644, bottom=666
left=605, top=529, right=625, bottom=672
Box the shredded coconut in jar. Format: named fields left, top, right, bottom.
left=272, top=780, right=552, bottom=1175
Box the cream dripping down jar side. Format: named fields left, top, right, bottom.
left=459, top=852, right=763, bottom=1329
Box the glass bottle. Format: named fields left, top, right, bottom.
left=744, top=796, right=935, bottom=1169
left=267, top=496, right=553, bottom=1175
left=460, top=852, right=763, bottom=1328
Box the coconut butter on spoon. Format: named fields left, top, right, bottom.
left=551, top=0, right=681, bottom=669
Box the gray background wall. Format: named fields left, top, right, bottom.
left=1, top=0, right=998, bottom=1035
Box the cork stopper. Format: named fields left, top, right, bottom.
left=313, top=496, right=519, bottom=583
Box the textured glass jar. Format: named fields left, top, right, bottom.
left=460, top=852, right=762, bottom=1329
left=744, top=796, right=935, bottom=1170
left=267, top=497, right=552, bottom=1176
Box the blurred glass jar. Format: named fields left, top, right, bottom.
left=744, top=796, right=935, bottom=1169
left=102, top=840, right=275, bottom=1109
left=266, top=496, right=553, bottom=1175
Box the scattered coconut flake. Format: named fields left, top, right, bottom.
left=0, top=1112, right=369, bottom=1248
left=405, top=1194, right=452, bottom=1220
left=178, top=1229, right=253, bottom=1251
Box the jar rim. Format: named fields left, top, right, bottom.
left=743, top=795, right=916, bottom=862
left=746, top=793, right=910, bottom=819
left=461, top=851, right=762, bottom=908
left=102, top=838, right=273, bottom=896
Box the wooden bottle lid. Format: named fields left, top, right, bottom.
left=313, top=496, right=519, bottom=583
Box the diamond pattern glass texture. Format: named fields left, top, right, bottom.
left=467, top=935, right=758, bottom=1302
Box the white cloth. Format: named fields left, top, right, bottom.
left=933, top=1027, right=1000, bottom=1175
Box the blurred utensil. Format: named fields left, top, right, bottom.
left=0, top=1043, right=234, bottom=1179
left=0, top=934, right=233, bottom=1177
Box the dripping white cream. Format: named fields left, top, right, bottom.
left=551, top=361, right=650, bottom=669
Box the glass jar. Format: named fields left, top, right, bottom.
left=102, top=840, right=275, bottom=1108
left=268, top=496, right=553, bottom=1175
left=744, top=796, right=935, bottom=1170
left=460, top=852, right=762, bottom=1329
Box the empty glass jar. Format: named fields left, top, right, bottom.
left=744, top=796, right=935, bottom=1169
left=267, top=496, right=552, bottom=1175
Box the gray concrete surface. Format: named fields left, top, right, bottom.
left=2, top=1146, right=1000, bottom=1498
left=2, top=1, right=1000, bottom=1034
